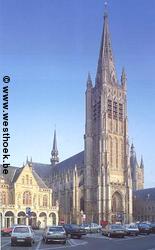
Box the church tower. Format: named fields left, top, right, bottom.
left=84, top=6, right=133, bottom=223
left=50, top=130, right=59, bottom=166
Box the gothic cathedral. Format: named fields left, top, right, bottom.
left=0, top=6, right=144, bottom=227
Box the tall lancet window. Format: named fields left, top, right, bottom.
left=108, top=99, right=112, bottom=119
left=120, top=139, right=124, bottom=168
left=119, top=103, right=123, bottom=121
left=113, top=101, right=118, bottom=120
left=109, top=136, right=113, bottom=167
left=114, top=138, right=118, bottom=168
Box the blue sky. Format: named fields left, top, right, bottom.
left=0, top=0, right=155, bottom=188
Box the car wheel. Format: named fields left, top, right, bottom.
left=121, top=235, right=124, bottom=238
left=147, top=232, right=150, bottom=235
left=108, top=233, right=111, bottom=238
left=29, top=240, right=33, bottom=246
left=45, top=238, right=48, bottom=244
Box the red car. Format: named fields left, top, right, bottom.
left=1, top=225, right=18, bottom=236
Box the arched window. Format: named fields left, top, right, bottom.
left=43, top=195, right=48, bottom=207
left=116, top=139, right=118, bottom=168
left=22, top=176, right=25, bottom=184
left=26, top=175, right=29, bottom=185
left=23, top=191, right=31, bottom=205
left=33, top=195, right=36, bottom=205
left=80, top=197, right=84, bottom=212
left=120, top=139, right=124, bottom=168
left=30, top=177, right=32, bottom=185
left=109, top=136, right=113, bottom=167
left=38, top=195, right=41, bottom=206
left=112, top=192, right=123, bottom=213
left=113, top=137, right=118, bottom=168
left=2, top=191, right=6, bottom=205
left=70, top=196, right=73, bottom=210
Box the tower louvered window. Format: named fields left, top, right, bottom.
left=108, top=99, right=112, bottom=118
left=97, top=100, right=101, bottom=118
left=93, top=103, right=97, bottom=121
left=119, top=103, right=123, bottom=121
left=113, top=101, right=118, bottom=119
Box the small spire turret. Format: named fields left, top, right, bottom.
left=50, top=129, right=59, bottom=166
left=121, top=67, right=127, bottom=89
left=87, top=72, right=93, bottom=88
left=140, top=155, right=144, bottom=169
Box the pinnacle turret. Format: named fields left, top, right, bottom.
left=50, top=130, right=59, bottom=166
left=121, top=67, right=127, bottom=89
left=87, top=72, right=93, bottom=88
left=140, top=156, right=144, bottom=169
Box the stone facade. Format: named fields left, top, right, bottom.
left=0, top=163, right=59, bottom=229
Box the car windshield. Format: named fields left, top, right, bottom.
left=140, top=224, right=149, bottom=228
left=14, top=227, right=29, bottom=233
left=49, top=227, right=64, bottom=232
left=111, top=225, right=123, bottom=229
left=71, top=225, right=80, bottom=229
left=129, top=224, right=138, bottom=228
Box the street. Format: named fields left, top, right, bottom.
left=1, top=231, right=155, bottom=250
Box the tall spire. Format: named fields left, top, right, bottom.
left=50, top=129, right=59, bottom=166
left=96, top=3, right=117, bottom=86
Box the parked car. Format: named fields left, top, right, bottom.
left=89, top=223, right=102, bottom=233
left=102, top=224, right=125, bottom=238
left=63, top=224, right=86, bottom=238
left=80, top=223, right=102, bottom=233
left=43, top=226, right=66, bottom=244
left=124, top=224, right=139, bottom=236
left=137, top=223, right=151, bottom=235
left=150, top=223, right=155, bottom=233
left=1, top=224, right=18, bottom=236
left=79, top=224, right=91, bottom=233
left=11, top=225, right=35, bottom=246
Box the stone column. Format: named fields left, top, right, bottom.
left=2, top=214, right=5, bottom=228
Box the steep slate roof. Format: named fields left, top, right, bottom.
left=52, top=151, right=84, bottom=173
left=31, top=163, right=51, bottom=179
left=0, top=164, right=49, bottom=189
left=134, top=188, right=155, bottom=201
left=0, top=151, right=84, bottom=185
left=32, top=151, right=84, bottom=178
left=0, top=164, right=19, bottom=185
left=32, top=169, right=49, bottom=189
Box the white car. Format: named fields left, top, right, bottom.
left=124, top=224, right=139, bottom=236
left=80, top=223, right=102, bottom=233
left=11, top=225, right=35, bottom=246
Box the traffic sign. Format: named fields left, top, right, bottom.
left=26, top=207, right=31, bottom=217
